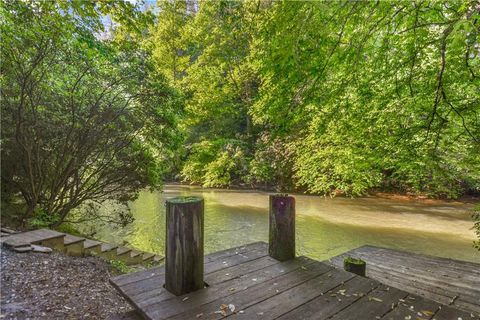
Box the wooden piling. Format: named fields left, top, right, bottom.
left=165, top=196, right=204, bottom=296
left=269, top=194, right=295, bottom=261
left=343, top=256, right=366, bottom=277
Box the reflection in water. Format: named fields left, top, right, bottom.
left=78, top=184, right=480, bottom=263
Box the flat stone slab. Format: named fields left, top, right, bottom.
left=101, top=243, right=118, bottom=252
left=83, top=239, right=102, bottom=249
left=1, top=227, right=17, bottom=234
left=31, top=244, right=53, bottom=253
left=64, top=234, right=85, bottom=245
left=13, top=245, right=32, bottom=253
left=1, top=229, right=65, bottom=248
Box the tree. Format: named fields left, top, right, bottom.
left=170, top=1, right=264, bottom=187
left=473, top=205, right=480, bottom=250
left=250, top=1, right=480, bottom=197
left=1, top=0, right=181, bottom=227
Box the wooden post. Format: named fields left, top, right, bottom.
left=343, top=256, right=366, bottom=277
left=269, top=194, right=295, bottom=261
left=165, top=196, right=204, bottom=296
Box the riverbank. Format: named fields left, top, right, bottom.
left=168, top=182, right=480, bottom=204
left=0, top=248, right=132, bottom=319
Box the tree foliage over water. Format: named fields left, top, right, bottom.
left=1, top=0, right=181, bottom=226
left=155, top=0, right=479, bottom=198
left=1, top=0, right=479, bottom=228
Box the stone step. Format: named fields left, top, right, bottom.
left=83, top=239, right=102, bottom=256
left=101, top=243, right=117, bottom=252
left=99, top=243, right=118, bottom=260
left=13, top=245, right=32, bottom=253
left=116, top=246, right=132, bottom=257
left=3, top=228, right=161, bottom=267
left=130, top=250, right=141, bottom=258
left=142, top=252, right=155, bottom=263
left=31, top=244, right=53, bottom=253
left=1, top=227, right=18, bottom=234
left=64, top=234, right=85, bottom=257
left=126, top=250, right=143, bottom=265
left=2, top=229, right=65, bottom=251
left=153, top=255, right=164, bottom=263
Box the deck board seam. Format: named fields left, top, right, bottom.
left=363, top=263, right=480, bottom=300
left=162, top=264, right=336, bottom=320
left=217, top=267, right=339, bottom=320
left=160, top=260, right=323, bottom=319
left=144, top=258, right=321, bottom=313
left=274, top=276, right=382, bottom=320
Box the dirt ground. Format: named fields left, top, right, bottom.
left=1, top=247, right=133, bottom=319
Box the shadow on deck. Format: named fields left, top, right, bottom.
left=110, top=242, right=480, bottom=320
left=328, top=245, right=480, bottom=315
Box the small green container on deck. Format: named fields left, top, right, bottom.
left=343, top=256, right=366, bottom=277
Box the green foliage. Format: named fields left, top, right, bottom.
left=1, top=0, right=181, bottom=226
left=181, top=139, right=249, bottom=187
left=55, top=223, right=84, bottom=237
left=27, top=209, right=60, bottom=229
left=344, top=256, right=366, bottom=266
left=248, top=133, right=295, bottom=190
left=2, top=0, right=479, bottom=238
left=473, top=205, right=480, bottom=251
left=109, top=259, right=133, bottom=274
left=156, top=0, right=479, bottom=198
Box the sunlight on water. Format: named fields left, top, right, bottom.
left=83, top=184, right=480, bottom=263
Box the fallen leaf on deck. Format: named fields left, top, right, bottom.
left=368, top=297, right=383, bottom=302
left=196, top=313, right=203, bottom=318
left=182, top=297, right=189, bottom=301
left=421, top=310, right=434, bottom=316
left=228, top=304, right=235, bottom=312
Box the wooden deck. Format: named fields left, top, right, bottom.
left=110, top=242, right=479, bottom=319
left=328, top=245, right=480, bottom=316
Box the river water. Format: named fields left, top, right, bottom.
left=79, top=184, right=480, bottom=263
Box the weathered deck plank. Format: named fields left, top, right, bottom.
left=110, top=242, right=479, bottom=320
left=276, top=276, right=380, bottom=320
left=328, top=245, right=480, bottom=315
left=327, top=284, right=408, bottom=320
left=380, top=294, right=440, bottom=320
left=167, top=259, right=328, bottom=320
left=227, top=267, right=354, bottom=319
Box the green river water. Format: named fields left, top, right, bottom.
left=78, top=184, right=480, bottom=263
